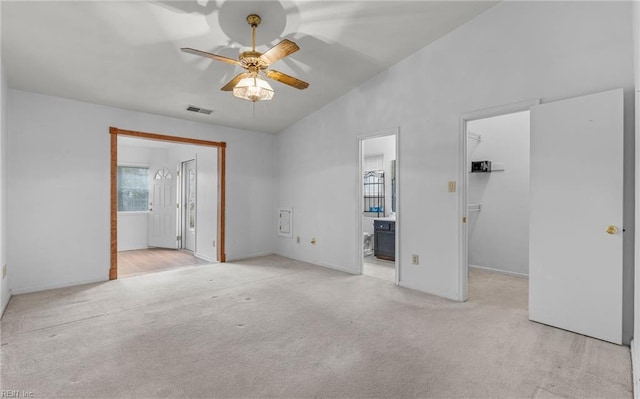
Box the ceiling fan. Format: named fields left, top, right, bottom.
left=181, top=14, right=309, bottom=102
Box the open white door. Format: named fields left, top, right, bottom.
left=182, top=159, right=197, bottom=252
left=529, top=88, right=624, bottom=344
left=148, top=166, right=178, bottom=249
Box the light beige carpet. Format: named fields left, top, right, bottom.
left=363, top=255, right=395, bottom=282
left=0, top=255, right=632, bottom=398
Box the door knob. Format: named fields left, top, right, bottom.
left=606, top=225, right=618, bottom=235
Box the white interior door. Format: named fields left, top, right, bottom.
left=529, top=88, right=624, bottom=344
left=148, top=166, right=178, bottom=249
left=183, top=160, right=197, bottom=252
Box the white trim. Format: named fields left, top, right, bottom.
left=272, top=251, right=358, bottom=275
left=394, top=131, right=401, bottom=285
left=180, top=157, right=198, bottom=254
left=226, top=252, right=275, bottom=262
left=194, top=252, right=216, bottom=263
left=469, top=264, right=528, bottom=279
left=318, top=261, right=358, bottom=275
left=1, top=292, right=12, bottom=319
left=11, top=278, right=107, bottom=295
left=631, top=339, right=639, bottom=398
left=356, top=128, right=400, bottom=285
left=458, top=99, right=540, bottom=302
left=117, top=211, right=150, bottom=216
left=399, top=279, right=460, bottom=302
left=117, top=162, right=149, bottom=169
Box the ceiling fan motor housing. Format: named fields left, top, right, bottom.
left=240, top=51, right=268, bottom=70
left=247, top=14, right=261, bottom=28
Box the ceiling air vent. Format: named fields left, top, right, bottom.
left=186, top=105, right=214, bottom=115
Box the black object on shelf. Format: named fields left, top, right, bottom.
left=374, top=219, right=395, bottom=261
left=471, top=161, right=492, bottom=173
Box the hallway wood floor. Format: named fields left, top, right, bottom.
left=117, top=248, right=212, bottom=277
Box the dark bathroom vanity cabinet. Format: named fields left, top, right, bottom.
left=374, top=219, right=396, bottom=261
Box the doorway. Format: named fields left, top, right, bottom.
left=110, top=127, right=226, bottom=280
left=358, top=129, right=399, bottom=284
left=466, top=111, right=530, bottom=277
left=459, top=90, right=625, bottom=345
left=458, top=100, right=538, bottom=300
left=465, top=110, right=531, bottom=298
left=181, top=159, right=197, bottom=253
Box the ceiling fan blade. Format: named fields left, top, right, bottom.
left=265, top=70, right=309, bottom=90
left=181, top=48, right=241, bottom=66
left=221, top=73, right=250, bottom=91
left=259, top=39, right=299, bottom=65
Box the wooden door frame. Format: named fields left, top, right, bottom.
left=110, top=127, right=226, bottom=280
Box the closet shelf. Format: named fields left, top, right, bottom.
left=468, top=203, right=482, bottom=212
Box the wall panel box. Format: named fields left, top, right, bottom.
left=471, top=161, right=492, bottom=173
left=278, top=208, right=293, bottom=238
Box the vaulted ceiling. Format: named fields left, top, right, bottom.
left=2, top=1, right=497, bottom=134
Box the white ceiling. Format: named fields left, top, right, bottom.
left=2, top=1, right=497, bottom=134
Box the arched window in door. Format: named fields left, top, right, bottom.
left=154, top=167, right=172, bottom=180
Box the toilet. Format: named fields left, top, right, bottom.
left=363, top=232, right=374, bottom=256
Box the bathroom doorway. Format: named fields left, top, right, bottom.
left=358, top=129, right=399, bottom=284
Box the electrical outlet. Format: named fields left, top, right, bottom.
left=296, top=236, right=300, bottom=244
left=2, top=264, right=6, bottom=279
left=412, top=254, right=419, bottom=265
left=311, top=238, right=316, bottom=245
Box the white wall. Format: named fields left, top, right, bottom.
left=632, top=0, right=639, bottom=386
left=118, top=213, right=148, bottom=251
left=7, top=90, right=275, bottom=294
left=0, top=57, right=9, bottom=315
left=117, top=144, right=170, bottom=251
left=274, top=1, right=634, bottom=342
left=168, top=144, right=218, bottom=262
left=467, top=111, right=530, bottom=276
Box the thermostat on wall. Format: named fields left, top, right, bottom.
left=471, top=161, right=491, bottom=173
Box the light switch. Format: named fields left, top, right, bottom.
left=448, top=181, right=456, bottom=192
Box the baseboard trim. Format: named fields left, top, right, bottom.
left=632, top=339, right=638, bottom=398
left=11, top=277, right=108, bottom=295
left=273, top=251, right=358, bottom=275
left=194, top=252, right=216, bottom=263
left=226, top=252, right=275, bottom=262
left=317, top=261, right=358, bottom=275
left=1, top=292, right=12, bottom=319
left=469, top=264, right=529, bottom=279
left=399, top=280, right=461, bottom=301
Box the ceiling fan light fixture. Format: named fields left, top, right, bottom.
left=182, top=13, right=308, bottom=104
left=232, top=74, right=274, bottom=102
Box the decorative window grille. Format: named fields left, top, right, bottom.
left=363, top=154, right=385, bottom=217
left=154, top=168, right=172, bottom=180
left=364, top=170, right=385, bottom=217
